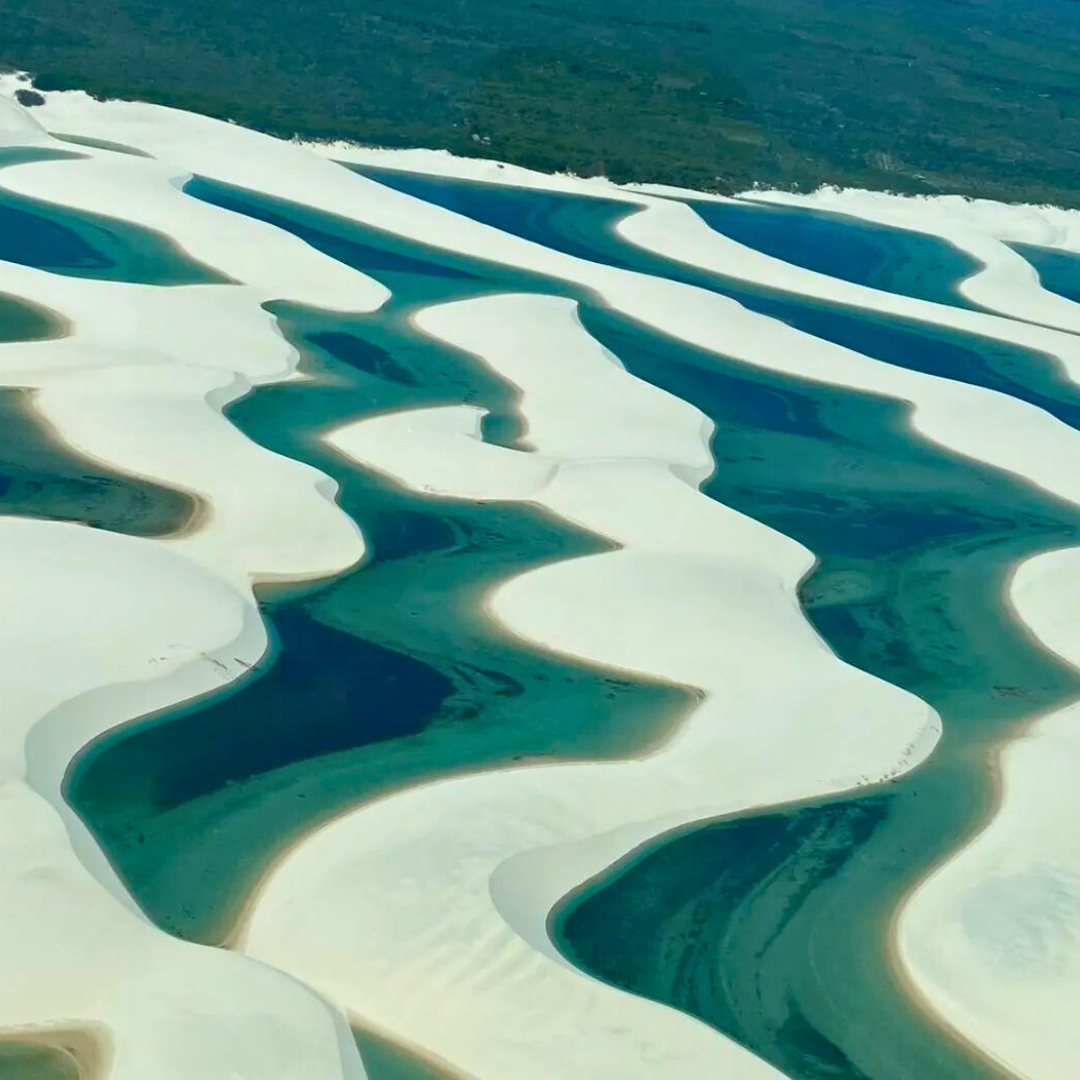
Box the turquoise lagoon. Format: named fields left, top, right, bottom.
left=0, top=284, right=194, bottom=534
left=0, top=165, right=227, bottom=284
left=58, top=171, right=1080, bottom=1080
left=68, top=183, right=694, bottom=943
left=1010, top=242, right=1080, bottom=308
left=356, top=164, right=983, bottom=309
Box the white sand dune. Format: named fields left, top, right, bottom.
left=897, top=544, right=1080, bottom=1080
left=0, top=94, right=373, bottom=1080
left=0, top=88, right=49, bottom=144
left=259, top=291, right=937, bottom=1080
left=0, top=518, right=366, bottom=1080
left=2, top=78, right=1080, bottom=1080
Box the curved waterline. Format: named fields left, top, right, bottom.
left=0, top=1027, right=108, bottom=1080
left=0, top=290, right=196, bottom=534
left=0, top=186, right=230, bottom=285
left=355, top=166, right=1080, bottom=423
left=0, top=290, right=62, bottom=343
left=681, top=196, right=983, bottom=308
left=555, top=305, right=1080, bottom=1080
left=72, top=171, right=1080, bottom=1077
left=66, top=286, right=693, bottom=943
left=0, top=146, right=85, bottom=170
left=1010, top=242, right=1080, bottom=308
left=354, top=164, right=984, bottom=310
left=0, top=389, right=197, bottom=536
left=0, top=1043, right=79, bottom=1080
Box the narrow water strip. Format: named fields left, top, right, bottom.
left=678, top=196, right=982, bottom=308
left=0, top=389, right=197, bottom=535
left=0, top=293, right=196, bottom=534
left=354, top=166, right=1080, bottom=424
left=0, top=186, right=230, bottom=285
left=1010, top=242, right=1080, bottom=307
left=0, top=290, right=62, bottom=343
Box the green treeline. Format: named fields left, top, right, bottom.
left=4, top=0, right=1080, bottom=203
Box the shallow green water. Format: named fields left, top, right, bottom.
left=354, top=1029, right=466, bottom=1080
left=0, top=1043, right=79, bottom=1080
left=0, top=388, right=196, bottom=534
left=52, top=133, right=155, bottom=158
left=0, top=146, right=85, bottom=170
left=67, top=233, right=691, bottom=943
left=65, top=173, right=1080, bottom=1079
left=0, top=183, right=229, bottom=285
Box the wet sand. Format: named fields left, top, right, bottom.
left=0, top=388, right=197, bottom=535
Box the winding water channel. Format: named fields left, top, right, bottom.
left=41, top=168, right=1080, bottom=1079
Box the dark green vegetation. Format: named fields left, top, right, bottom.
left=5, top=0, right=1080, bottom=202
